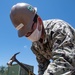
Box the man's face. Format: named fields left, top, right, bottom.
left=24, top=21, right=36, bottom=37
left=24, top=19, right=43, bottom=42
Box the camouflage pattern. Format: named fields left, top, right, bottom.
left=31, top=19, right=75, bottom=75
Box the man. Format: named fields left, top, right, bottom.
left=10, top=2, right=75, bottom=75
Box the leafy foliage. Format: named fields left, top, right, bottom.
left=0, top=66, right=8, bottom=75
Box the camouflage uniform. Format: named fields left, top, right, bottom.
left=31, top=19, right=75, bottom=75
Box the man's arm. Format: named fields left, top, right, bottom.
left=31, top=46, right=50, bottom=75
left=36, top=55, right=50, bottom=75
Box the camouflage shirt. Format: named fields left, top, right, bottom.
left=31, top=19, right=75, bottom=75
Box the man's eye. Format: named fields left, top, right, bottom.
left=26, top=32, right=32, bottom=37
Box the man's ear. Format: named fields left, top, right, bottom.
left=37, top=17, right=43, bottom=31
left=37, top=17, right=42, bottom=25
